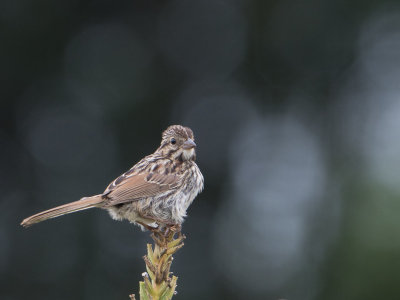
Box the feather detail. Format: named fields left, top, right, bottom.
left=20, top=195, right=104, bottom=227
left=104, top=173, right=180, bottom=206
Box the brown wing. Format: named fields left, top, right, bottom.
left=104, top=172, right=181, bottom=206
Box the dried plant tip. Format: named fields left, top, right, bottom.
left=135, top=227, right=184, bottom=299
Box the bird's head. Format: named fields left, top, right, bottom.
left=157, top=125, right=197, bottom=162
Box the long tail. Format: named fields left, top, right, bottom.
left=21, top=195, right=105, bottom=227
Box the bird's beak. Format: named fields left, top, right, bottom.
left=182, top=138, right=196, bottom=149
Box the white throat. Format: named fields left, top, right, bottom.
left=182, top=148, right=195, bottom=161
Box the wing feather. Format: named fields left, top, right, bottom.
left=104, top=172, right=180, bottom=206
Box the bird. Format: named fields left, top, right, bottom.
left=21, top=125, right=204, bottom=230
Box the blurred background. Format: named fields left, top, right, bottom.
left=1, top=0, right=400, bottom=299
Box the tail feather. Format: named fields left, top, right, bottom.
left=21, top=195, right=105, bottom=227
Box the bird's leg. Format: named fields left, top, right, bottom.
left=160, top=224, right=185, bottom=256
left=163, top=223, right=182, bottom=239
left=151, top=232, right=166, bottom=247
left=153, top=221, right=181, bottom=235
left=168, top=223, right=181, bottom=233
left=135, top=221, right=159, bottom=233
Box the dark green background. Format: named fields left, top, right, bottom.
left=2, top=0, right=400, bottom=299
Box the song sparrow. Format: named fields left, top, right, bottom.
left=21, top=125, right=204, bottom=230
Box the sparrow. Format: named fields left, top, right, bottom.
left=21, top=125, right=204, bottom=230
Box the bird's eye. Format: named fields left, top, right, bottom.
left=170, top=138, right=176, bottom=145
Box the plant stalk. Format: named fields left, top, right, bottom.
left=130, top=227, right=185, bottom=300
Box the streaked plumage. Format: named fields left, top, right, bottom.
left=21, top=125, right=204, bottom=229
